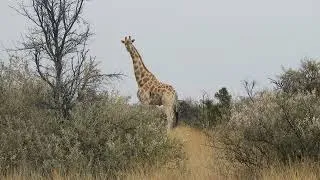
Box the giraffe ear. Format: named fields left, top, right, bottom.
left=132, top=39, right=135, bottom=43
left=121, top=40, right=125, bottom=43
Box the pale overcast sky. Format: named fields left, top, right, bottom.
left=1, top=0, right=320, bottom=102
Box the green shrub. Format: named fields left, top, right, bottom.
left=216, top=91, right=320, bottom=170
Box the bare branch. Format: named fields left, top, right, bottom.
left=242, top=80, right=256, bottom=103
left=12, top=0, right=122, bottom=119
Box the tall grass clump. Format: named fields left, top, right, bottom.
left=0, top=60, right=183, bottom=178
left=215, top=91, right=320, bottom=175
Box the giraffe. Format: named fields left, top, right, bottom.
left=121, top=36, right=179, bottom=130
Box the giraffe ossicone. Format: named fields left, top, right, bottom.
left=121, top=36, right=179, bottom=131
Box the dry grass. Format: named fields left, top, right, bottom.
left=1, top=125, right=320, bottom=180
left=125, top=125, right=320, bottom=180
left=261, top=162, right=320, bottom=180
left=1, top=171, right=110, bottom=180
left=125, top=125, right=220, bottom=180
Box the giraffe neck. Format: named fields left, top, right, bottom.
left=126, top=44, right=156, bottom=87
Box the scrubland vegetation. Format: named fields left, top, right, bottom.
left=2, top=57, right=320, bottom=180
left=179, top=59, right=320, bottom=179
left=0, top=59, right=183, bottom=179
left=1, top=0, right=320, bottom=179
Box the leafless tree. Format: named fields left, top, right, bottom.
left=242, top=80, right=256, bottom=102
left=13, top=0, right=122, bottom=118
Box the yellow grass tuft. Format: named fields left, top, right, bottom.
left=261, top=162, right=320, bottom=180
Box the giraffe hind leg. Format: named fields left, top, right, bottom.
left=173, top=108, right=179, bottom=128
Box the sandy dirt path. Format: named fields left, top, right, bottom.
left=127, top=125, right=219, bottom=180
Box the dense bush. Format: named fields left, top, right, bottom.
left=178, top=99, right=201, bottom=126
left=0, top=61, right=183, bottom=177
left=216, top=91, right=320, bottom=170
left=179, top=88, right=231, bottom=128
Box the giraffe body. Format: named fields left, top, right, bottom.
left=121, top=36, right=178, bottom=130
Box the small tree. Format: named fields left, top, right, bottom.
left=14, top=0, right=121, bottom=118
left=215, top=87, right=231, bottom=108
left=214, top=87, right=231, bottom=122
left=198, top=88, right=232, bottom=127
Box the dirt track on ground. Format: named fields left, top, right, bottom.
left=127, top=125, right=218, bottom=180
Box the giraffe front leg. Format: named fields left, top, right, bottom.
left=137, top=89, right=151, bottom=105
left=164, top=105, right=175, bottom=131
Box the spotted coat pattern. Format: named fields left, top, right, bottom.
left=121, top=36, right=178, bottom=130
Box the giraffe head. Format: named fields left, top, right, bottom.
left=121, top=36, right=135, bottom=46
left=121, top=36, right=136, bottom=53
